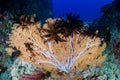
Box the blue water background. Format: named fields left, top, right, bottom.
left=52, top=0, right=113, bottom=22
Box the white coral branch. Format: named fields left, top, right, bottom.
left=28, top=27, right=101, bottom=73
left=73, top=39, right=101, bottom=65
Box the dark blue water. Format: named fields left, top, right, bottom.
left=52, top=0, right=113, bottom=22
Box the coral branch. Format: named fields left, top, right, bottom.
left=73, top=39, right=101, bottom=65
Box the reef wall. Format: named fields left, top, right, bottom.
left=91, top=0, right=120, bottom=54
left=0, top=0, right=52, bottom=22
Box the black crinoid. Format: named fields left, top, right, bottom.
left=41, top=13, right=84, bottom=43
left=41, top=19, right=66, bottom=43
left=41, top=28, right=66, bottom=43
left=12, top=14, right=39, bottom=30
left=55, top=13, right=84, bottom=37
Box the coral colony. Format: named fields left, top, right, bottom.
left=6, top=14, right=106, bottom=75
left=1, top=0, right=120, bottom=79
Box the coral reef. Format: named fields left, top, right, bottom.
left=0, top=0, right=120, bottom=79
left=91, top=0, right=120, bottom=61
left=91, top=0, right=120, bottom=43
left=10, top=59, right=39, bottom=80
left=78, top=62, right=120, bottom=80
left=78, top=48, right=120, bottom=80
left=6, top=16, right=106, bottom=76
left=0, top=0, right=52, bottom=22
left=0, top=13, right=41, bottom=80
left=0, top=54, right=40, bottom=80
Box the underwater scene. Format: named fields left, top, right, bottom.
left=0, top=0, right=120, bottom=80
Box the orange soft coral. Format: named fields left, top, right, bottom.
left=6, top=18, right=107, bottom=74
